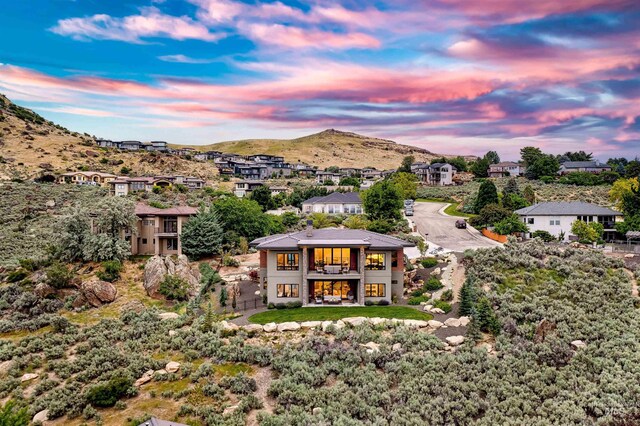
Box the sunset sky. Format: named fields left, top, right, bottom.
left=0, top=0, right=638, bottom=159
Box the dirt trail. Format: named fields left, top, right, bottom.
left=246, top=367, right=275, bottom=425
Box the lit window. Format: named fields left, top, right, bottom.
left=277, top=253, right=299, bottom=270
left=365, top=253, right=386, bottom=270
left=365, top=283, right=385, bottom=297
left=277, top=284, right=299, bottom=298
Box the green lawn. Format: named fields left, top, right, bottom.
left=248, top=306, right=433, bottom=324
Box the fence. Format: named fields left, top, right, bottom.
left=481, top=228, right=509, bottom=243
left=228, top=297, right=265, bottom=313
left=609, top=241, right=640, bottom=253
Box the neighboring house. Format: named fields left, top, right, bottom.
left=488, top=162, right=524, bottom=178
left=251, top=226, right=413, bottom=305
left=515, top=202, right=622, bottom=242
left=360, top=180, right=376, bottom=190
left=234, top=180, right=265, bottom=197
left=301, top=192, right=363, bottom=215
left=57, top=171, right=117, bottom=187
left=316, top=171, right=345, bottom=185
left=237, top=164, right=270, bottom=180
left=120, top=140, right=144, bottom=151
left=414, top=163, right=456, bottom=186
left=248, top=154, right=285, bottom=163
left=149, top=141, right=169, bottom=152
left=294, top=163, right=317, bottom=177
left=110, top=175, right=205, bottom=196
left=339, top=167, right=362, bottom=177
left=361, top=168, right=383, bottom=180
left=558, top=161, right=612, bottom=175
left=96, top=139, right=121, bottom=149
left=131, top=203, right=198, bottom=256
left=270, top=186, right=289, bottom=196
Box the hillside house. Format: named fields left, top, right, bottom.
left=234, top=180, right=265, bottom=197
left=96, top=139, right=121, bottom=149
left=294, top=163, right=317, bottom=177
left=362, top=168, right=383, bottom=179
left=316, top=171, right=345, bottom=185
left=120, top=140, right=143, bottom=151
left=57, top=171, right=117, bottom=187
left=251, top=226, right=413, bottom=305
left=130, top=204, right=198, bottom=256
left=515, top=202, right=622, bottom=242
left=247, top=154, right=285, bottom=163
left=110, top=175, right=204, bottom=196
left=488, top=162, right=524, bottom=178
left=414, top=163, right=456, bottom=186
left=301, top=192, right=363, bottom=215
left=558, top=161, right=612, bottom=175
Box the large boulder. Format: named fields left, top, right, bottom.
left=428, top=320, right=443, bottom=329
left=81, top=278, right=117, bottom=307
left=263, top=323, right=277, bottom=332
left=444, top=318, right=462, bottom=327
left=445, top=336, right=465, bottom=346
left=165, top=361, right=181, bottom=374
left=343, top=317, right=367, bottom=327
left=158, top=312, right=180, bottom=320
left=33, top=410, right=49, bottom=423
left=134, top=370, right=155, bottom=387
left=277, top=322, right=301, bottom=332
left=144, top=255, right=201, bottom=299
left=34, top=282, right=55, bottom=298
left=301, top=321, right=322, bottom=329
left=21, top=373, right=39, bottom=382
left=361, top=341, right=380, bottom=354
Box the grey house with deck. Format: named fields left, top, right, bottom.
left=251, top=226, right=413, bottom=306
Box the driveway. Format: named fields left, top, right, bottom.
left=412, top=202, right=502, bottom=252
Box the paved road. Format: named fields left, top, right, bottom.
left=412, top=202, right=502, bottom=252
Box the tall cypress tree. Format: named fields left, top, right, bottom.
left=474, top=180, right=499, bottom=213
left=459, top=274, right=478, bottom=316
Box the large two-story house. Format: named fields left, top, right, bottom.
left=515, top=202, right=622, bottom=242
left=251, top=226, right=413, bottom=305
left=558, top=161, right=612, bottom=175
left=110, top=175, right=205, bottom=196
left=488, top=162, right=524, bottom=178
left=414, top=163, right=456, bottom=186
left=130, top=204, right=198, bottom=256
left=56, top=171, right=117, bottom=187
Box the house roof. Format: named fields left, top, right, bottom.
left=560, top=161, right=610, bottom=169
left=135, top=203, right=198, bottom=216
left=302, top=192, right=361, bottom=205
left=251, top=228, right=415, bottom=250
left=515, top=202, right=621, bottom=216
left=490, top=162, right=520, bottom=167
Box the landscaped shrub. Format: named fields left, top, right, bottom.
left=420, top=258, right=438, bottom=268
left=407, top=295, right=430, bottom=305
left=275, top=303, right=287, bottom=310
left=223, top=254, right=240, bottom=267
left=531, top=230, right=556, bottom=242
left=96, top=260, right=122, bottom=282
left=6, top=270, right=27, bottom=283
left=267, top=302, right=275, bottom=309
left=85, top=376, right=134, bottom=407
left=158, top=275, right=190, bottom=301
left=219, top=373, right=257, bottom=395
left=432, top=299, right=452, bottom=313
left=377, top=299, right=390, bottom=306
left=424, top=277, right=443, bottom=291
left=46, top=262, right=73, bottom=289
left=285, top=301, right=303, bottom=309
left=440, top=289, right=453, bottom=302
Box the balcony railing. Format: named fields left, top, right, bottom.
left=309, top=265, right=360, bottom=274
left=155, top=227, right=178, bottom=235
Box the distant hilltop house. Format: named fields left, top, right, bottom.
left=130, top=203, right=198, bottom=256
left=110, top=175, right=205, bottom=196
left=56, top=171, right=117, bottom=187
left=488, top=162, right=525, bottom=178
left=234, top=180, right=266, bottom=197
left=558, top=161, right=612, bottom=175
left=251, top=225, right=414, bottom=305
left=515, top=202, right=622, bottom=242
left=96, top=139, right=169, bottom=153
left=294, top=163, right=318, bottom=177
left=302, top=192, right=363, bottom=215
left=316, top=171, right=346, bottom=185
left=413, top=163, right=457, bottom=186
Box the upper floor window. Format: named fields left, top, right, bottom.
left=314, top=248, right=350, bottom=267
left=277, top=253, right=299, bottom=270
left=527, top=218, right=535, bottom=224
left=365, top=253, right=386, bottom=270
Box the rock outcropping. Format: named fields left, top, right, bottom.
left=143, top=255, right=201, bottom=298
left=80, top=278, right=117, bottom=307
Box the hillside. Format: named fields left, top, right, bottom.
left=178, top=129, right=464, bottom=170
left=0, top=95, right=218, bottom=181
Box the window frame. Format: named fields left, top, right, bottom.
left=276, top=283, right=299, bottom=298
left=365, top=252, right=386, bottom=270
left=167, top=238, right=178, bottom=250
left=276, top=252, right=300, bottom=271
left=365, top=283, right=386, bottom=297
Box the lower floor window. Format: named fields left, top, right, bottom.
left=167, top=238, right=178, bottom=250
left=365, top=283, right=385, bottom=297
left=277, top=284, right=299, bottom=298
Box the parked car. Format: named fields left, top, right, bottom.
left=455, top=219, right=467, bottom=229
left=404, top=199, right=414, bottom=207
left=405, top=207, right=414, bottom=216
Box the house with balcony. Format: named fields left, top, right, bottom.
left=234, top=180, right=265, bottom=197
left=488, top=162, right=524, bottom=178
left=414, top=163, right=456, bottom=186
left=251, top=226, right=413, bottom=305
left=515, top=202, right=622, bottom=242
left=316, top=171, right=345, bottom=185
left=110, top=175, right=204, bottom=196
left=131, top=203, right=198, bottom=256
left=120, top=140, right=144, bottom=151
left=301, top=192, right=363, bottom=215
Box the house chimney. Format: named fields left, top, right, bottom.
left=306, top=219, right=313, bottom=237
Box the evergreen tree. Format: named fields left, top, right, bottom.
left=181, top=206, right=224, bottom=260
left=202, top=302, right=214, bottom=332
left=466, top=309, right=482, bottom=343
left=232, top=292, right=237, bottom=310
left=523, top=185, right=536, bottom=205
left=474, top=180, right=499, bottom=213
left=503, top=178, right=520, bottom=196
left=476, top=297, right=501, bottom=335
left=219, top=287, right=228, bottom=307
left=470, top=158, right=490, bottom=178
left=398, top=155, right=415, bottom=173
left=484, top=151, right=500, bottom=164
left=459, top=274, right=478, bottom=316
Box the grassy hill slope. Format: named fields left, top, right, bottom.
left=0, top=94, right=218, bottom=181
left=176, top=129, right=463, bottom=170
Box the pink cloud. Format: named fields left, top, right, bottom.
left=239, top=23, right=381, bottom=49
left=50, top=7, right=223, bottom=42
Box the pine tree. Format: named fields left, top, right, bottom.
left=466, top=308, right=482, bottom=343
left=476, top=297, right=501, bottom=335
left=181, top=206, right=223, bottom=260
left=503, top=178, right=520, bottom=196
left=219, top=287, right=228, bottom=307
left=474, top=180, right=499, bottom=213
left=202, top=302, right=214, bottom=332
left=523, top=185, right=536, bottom=205
left=459, top=274, right=477, bottom=316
